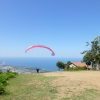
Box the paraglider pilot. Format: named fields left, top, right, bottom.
left=36, top=68, right=39, bottom=73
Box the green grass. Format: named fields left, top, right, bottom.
left=1, top=73, right=100, bottom=100
left=0, top=73, right=57, bottom=100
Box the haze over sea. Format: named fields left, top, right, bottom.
left=0, top=57, right=82, bottom=73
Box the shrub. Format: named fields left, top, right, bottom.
left=6, top=73, right=16, bottom=78
left=0, top=71, right=18, bottom=95
left=3, top=72, right=18, bottom=79
left=68, top=66, right=87, bottom=71
left=0, top=75, right=8, bottom=86
left=0, top=70, right=2, bottom=74
left=0, top=83, right=5, bottom=94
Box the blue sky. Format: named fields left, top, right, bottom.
left=0, top=0, right=100, bottom=58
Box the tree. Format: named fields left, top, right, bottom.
left=82, top=51, right=92, bottom=70
left=66, top=61, right=71, bottom=70
left=56, top=61, right=65, bottom=71
left=81, top=36, right=100, bottom=70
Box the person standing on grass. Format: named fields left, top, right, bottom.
left=36, top=68, right=39, bottom=73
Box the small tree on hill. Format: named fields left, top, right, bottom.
left=56, top=61, right=65, bottom=71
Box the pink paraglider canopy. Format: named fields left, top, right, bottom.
left=25, top=45, right=55, bottom=56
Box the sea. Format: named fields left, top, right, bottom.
left=0, top=57, right=82, bottom=74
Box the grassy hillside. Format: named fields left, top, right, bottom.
left=0, top=72, right=100, bottom=100
left=0, top=73, right=58, bottom=100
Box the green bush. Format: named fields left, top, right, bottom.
left=0, top=83, right=5, bottom=94
left=0, top=71, right=18, bottom=95
left=68, top=66, right=87, bottom=71
left=3, top=72, right=18, bottom=79
left=0, top=75, right=8, bottom=86
left=0, top=70, right=2, bottom=74
left=6, top=72, right=16, bottom=78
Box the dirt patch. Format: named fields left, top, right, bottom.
left=42, top=71, right=100, bottom=99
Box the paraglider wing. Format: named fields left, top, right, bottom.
left=25, top=45, right=55, bottom=56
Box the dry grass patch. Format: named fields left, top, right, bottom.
left=43, top=71, right=100, bottom=100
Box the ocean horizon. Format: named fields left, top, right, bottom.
left=0, top=57, right=82, bottom=73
